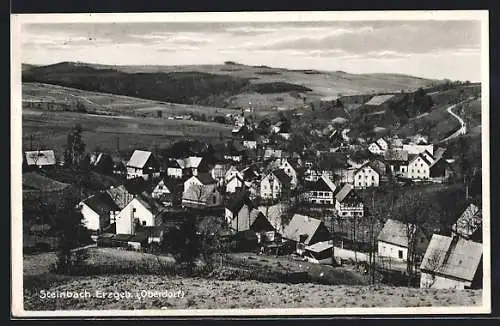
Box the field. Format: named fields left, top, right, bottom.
left=22, top=109, right=233, bottom=154
left=23, top=248, right=481, bottom=310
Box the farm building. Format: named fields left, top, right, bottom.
left=377, top=218, right=429, bottom=262
left=282, top=214, right=331, bottom=254
left=78, top=192, right=120, bottom=233
left=420, top=234, right=482, bottom=289
left=304, top=241, right=334, bottom=264
left=384, top=149, right=409, bottom=177
left=126, top=150, right=161, bottom=180
left=24, top=150, right=56, bottom=169
left=114, top=193, right=165, bottom=235
left=335, top=184, right=364, bottom=218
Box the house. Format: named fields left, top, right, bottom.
left=420, top=234, right=482, bottom=289
left=114, top=193, right=165, bottom=235
left=225, top=191, right=274, bottom=234
left=175, top=156, right=205, bottom=177
left=224, top=152, right=244, bottom=163
left=126, top=150, right=161, bottom=180
left=166, top=159, right=183, bottom=179
left=89, top=152, right=114, bottom=174
left=279, top=158, right=301, bottom=189
left=226, top=173, right=245, bottom=193
left=302, top=174, right=337, bottom=205
left=407, top=152, right=433, bottom=180
left=403, top=143, right=434, bottom=156
left=336, top=167, right=357, bottom=184
left=210, top=163, right=232, bottom=186
left=353, top=162, right=380, bottom=188
left=304, top=241, right=334, bottom=264
left=105, top=185, right=135, bottom=210
left=282, top=214, right=331, bottom=254
left=335, top=184, right=364, bottom=218
left=451, top=203, right=482, bottom=242
left=368, top=138, right=389, bottom=156
left=24, top=150, right=56, bottom=168
left=377, top=218, right=429, bottom=262
left=151, top=177, right=184, bottom=206
left=182, top=173, right=222, bottom=208
left=264, top=148, right=288, bottom=160
left=240, top=165, right=260, bottom=182
left=78, top=192, right=121, bottom=233
left=243, top=131, right=258, bottom=149
left=260, top=169, right=292, bottom=199
left=225, top=165, right=242, bottom=183
left=384, top=149, right=409, bottom=177
left=429, top=149, right=453, bottom=182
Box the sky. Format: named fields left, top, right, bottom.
left=21, top=20, right=482, bottom=81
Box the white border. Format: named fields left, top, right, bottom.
left=11, top=10, right=491, bottom=317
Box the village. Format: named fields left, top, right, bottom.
left=21, top=88, right=483, bottom=293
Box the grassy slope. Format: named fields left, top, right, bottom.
left=23, top=249, right=481, bottom=310
left=22, top=109, right=233, bottom=154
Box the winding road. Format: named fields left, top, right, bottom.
left=438, top=101, right=468, bottom=144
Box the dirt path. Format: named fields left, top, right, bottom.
left=438, top=101, right=468, bottom=143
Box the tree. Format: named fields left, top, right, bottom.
left=176, top=214, right=200, bottom=275
left=64, top=124, right=86, bottom=169
left=53, top=198, right=92, bottom=274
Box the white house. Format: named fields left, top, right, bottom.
left=225, top=166, right=242, bottom=184
left=79, top=192, right=120, bottom=232
left=176, top=156, right=205, bottom=177
left=279, top=158, right=301, bottom=189
left=226, top=174, right=245, bottom=193
left=182, top=173, right=222, bottom=208
left=225, top=191, right=274, bottom=234
left=166, top=159, right=183, bottom=179
left=302, top=174, right=337, bottom=205
left=243, top=139, right=258, bottom=150
left=353, top=163, right=380, bottom=188
left=384, top=149, right=409, bottom=177
left=368, top=138, right=388, bottom=156
left=335, top=184, right=364, bottom=218
left=260, top=169, right=292, bottom=199
left=377, top=218, right=429, bottom=262
left=407, top=153, right=433, bottom=180
left=210, top=163, right=232, bottom=186
left=420, top=234, right=482, bottom=289
left=126, top=150, right=161, bottom=180
left=114, top=194, right=164, bottom=235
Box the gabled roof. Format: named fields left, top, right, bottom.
left=384, top=149, right=409, bottom=162
left=226, top=190, right=253, bottom=214
left=82, top=192, right=120, bottom=217
left=135, top=193, right=165, bottom=216
left=196, top=173, right=217, bottom=185
left=335, top=184, right=355, bottom=202
left=377, top=218, right=419, bottom=248
left=127, top=150, right=153, bottom=169
left=176, top=156, right=203, bottom=169
left=420, top=234, right=482, bottom=282
left=452, top=203, right=482, bottom=239
left=282, top=214, right=327, bottom=245
left=364, top=94, right=395, bottom=106
left=106, top=185, right=134, bottom=209
left=354, top=162, right=380, bottom=176
left=25, top=150, right=56, bottom=166
left=305, top=175, right=336, bottom=192
left=157, top=177, right=184, bottom=193
left=376, top=138, right=388, bottom=147
left=182, top=183, right=219, bottom=203
left=271, top=169, right=292, bottom=186
left=230, top=207, right=270, bottom=233
left=409, top=152, right=433, bottom=166
left=166, top=159, right=182, bottom=168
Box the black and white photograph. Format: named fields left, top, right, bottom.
left=11, top=11, right=490, bottom=316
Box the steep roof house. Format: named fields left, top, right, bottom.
left=420, top=234, right=482, bottom=289
left=105, top=185, right=135, bottom=210
left=225, top=191, right=274, bottom=234
left=260, top=169, right=292, bottom=200
left=407, top=152, right=434, bottom=180
left=226, top=173, right=245, bottom=194
left=126, top=150, right=161, bottom=180
left=335, top=184, right=364, bottom=218
left=282, top=214, right=331, bottom=254
left=176, top=156, right=206, bottom=177
left=353, top=162, right=380, bottom=188
left=384, top=149, right=409, bottom=177
left=166, top=159, right=183, bottom=179
left=151, top=177, right=184, bottom=206
left=302, top=174, right=337, bottom=205
left=451, top=203, right=482, bottom=242
left=79, top=192, right=121, bottom=233
left=114, top=193, right=165, bottom=235
left=182, top=173, right=222, bottom=208
left=377, top=218, right=429, bottom=262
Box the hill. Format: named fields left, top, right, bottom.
left=22, top=61, right=442, bottom=110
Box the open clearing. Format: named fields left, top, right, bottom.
left=22, top=109, right=233, bottom=154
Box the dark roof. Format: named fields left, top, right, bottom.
left=135, top=193, right=165, bottom=216
left=166, top=159, right=182, bottom=168
left=384, top=149, right=409, bottom=162
left=335, top=184, right=355, bottom=202
left=420, top=234, right=482, bottom=282
left=82, top=192, right=120, bottom=217
left=196, top=173, right=217, bottom=185
left=272, top=169, right=292, bottom=186
left=226, top=190, right=253, bottom=214
left=305, top=177, right=335, bottom=192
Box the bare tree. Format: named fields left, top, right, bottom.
left=421, top=249, right=445, bottom=288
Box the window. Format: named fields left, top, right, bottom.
left=142, top=221, right=146, bottom=226
left=398, top=250, right=403, bottom=259
left=132, top=208, right=136, bottom=213
left=213, top=196, right=217, bottom=204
